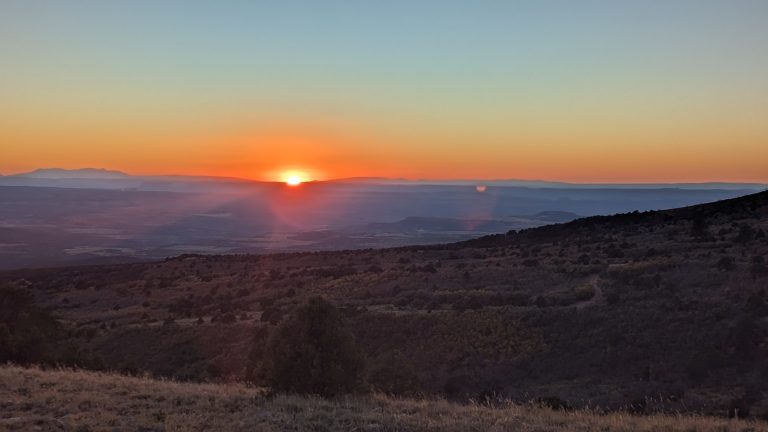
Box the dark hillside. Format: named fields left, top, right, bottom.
left=1, top=191, right=767, bottom=417
left=462, top=189, right=768, bottom=247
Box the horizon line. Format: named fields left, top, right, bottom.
left=2, top=167, right=768, bottom=186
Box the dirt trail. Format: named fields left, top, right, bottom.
left=575, top=275, right=603, bottom=309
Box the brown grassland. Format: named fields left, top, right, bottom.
left=1, top=365, right=766, bottom=432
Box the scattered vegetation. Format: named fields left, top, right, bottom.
left=1, top=191, right=767, bottom=417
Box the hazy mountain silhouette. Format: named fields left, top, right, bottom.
left=1, top=168, right=766, bottom=192
left=15, top=168, right=130, bottom=179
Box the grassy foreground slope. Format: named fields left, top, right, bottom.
left=0, top=366, right=765, bottom=432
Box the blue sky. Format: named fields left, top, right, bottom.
left=1, top=1, right=767, bottom=181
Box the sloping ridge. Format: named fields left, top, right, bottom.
left=461, top=189, right=768, bottom=248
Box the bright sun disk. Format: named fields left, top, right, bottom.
left=279, top=169, right=312, bottom=186
left=285, top=174, right=303, bottom=186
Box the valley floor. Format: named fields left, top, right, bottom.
left=0, top=366, right=765, bottom=432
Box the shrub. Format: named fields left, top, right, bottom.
left=366, top=265, right=384, bottom=274
left=606, top=246, right=624, bottom=259
left=735, top=224, right=756, bottom=244
left=368, top=351, right=421, bottom=396
left=443, top=374, right=472, bottom=399
left=750, top=259, right=768, bottom=278
left=606, top=292, right=621, bottom=305
left=259, top=297, right=365, bottom=397
left=535, top=396, right=572, bottom=411
left=717, top=256, right=735, bottom=272
left=691, top=216, right=709, bottom=238
left=0, top=286, right=60, bottom=364
left=212, top=313, right=236, bottom=324
left=260, top=307, right=283, bottom=325
left=728, top=398, right=751, bottom=419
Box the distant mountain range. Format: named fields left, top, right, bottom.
left=333, top=176, right=768, bottom=191
left=2, top=168, right=766, bottom=192
left=0, top=168, right=259, bottom=193
left=14, top=168, right=130, bottom=179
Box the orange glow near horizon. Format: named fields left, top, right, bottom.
left=2, top=3, right=768, bottom=184
left=2, top=118, right=768, bottom=184
left=280, top=170, right=311, bottom=186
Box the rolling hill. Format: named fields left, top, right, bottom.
left=1, top=191, right=767, bottom=417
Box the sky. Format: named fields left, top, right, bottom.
left=1, top=1, right=767, bottom=182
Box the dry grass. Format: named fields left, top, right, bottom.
left=1, top=366, right=765, bottom=432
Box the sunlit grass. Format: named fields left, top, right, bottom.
left=1, top=365, right=764, bottom=431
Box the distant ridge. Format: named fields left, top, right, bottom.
left=461, top=189, right=768, bottom=249
left=323, top=177, right=768, bottom=190
left=15, top=168, right=129, bottom=179
left=2, top=168, right=765, bottom=192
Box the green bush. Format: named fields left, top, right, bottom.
left=0, top=286, right=60, bottom=364
left=259, top=297, right=365, bottom=397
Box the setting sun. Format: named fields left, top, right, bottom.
left=281, top=170, right=310, bottom=186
